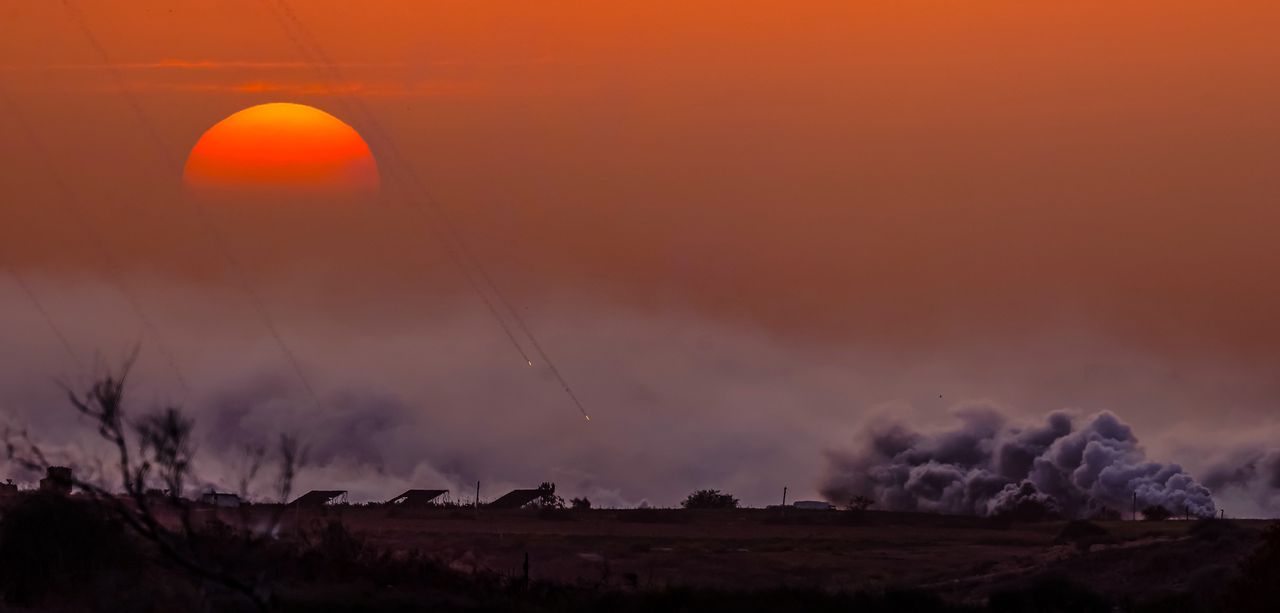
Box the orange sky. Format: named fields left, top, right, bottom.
left=4, top=1, right=1278, bottom=355
left=0, top=0, right=1277, bottom=345
left=3, top=0, right=1280, bottom=507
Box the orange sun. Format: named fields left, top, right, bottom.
left=183, top=102, right=380, bottom=200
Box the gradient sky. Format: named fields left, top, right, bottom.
left=2, top=1, right=1279, bottom=510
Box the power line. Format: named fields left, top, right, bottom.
left=476, top=267, right=591, bottom=421
left=0, top=80, right=184, bottom=388
left=60, top=0, right=323, bottom=411
left=0, top=257, right=83, bottom=371
left=262, top=0, right=592, bottom=421
left=253, top=0, right=536, bottom=369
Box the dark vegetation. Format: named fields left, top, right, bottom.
left=3, top=367, right=1280, bottom=611
left=848, top=494, right=875, bottom=512
left=0, top=493, right=141, bottom=607
left=1223, top=521, right=1280, bottom=612
left=3, top=488, right=1280, bottom=612
left=681, top=488, right=739, bottom=510
left=994, top=496, right=1060, bottom=523
left=533, top=482, right=564, bottom=509
left=3, top=498, right=1279, bottom=613
left=3, top=361, right=299, bottom=611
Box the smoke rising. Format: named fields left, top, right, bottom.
left=2, top=271, right=1279, bottom=513
left=821, top=406, right=1217, bottom=518
left=1201, top=449, right=1280, bottom=516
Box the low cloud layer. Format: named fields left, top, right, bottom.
left=3, top=273, right=1280, bottom=513
left=1201, top=449, right=1280, bottom=517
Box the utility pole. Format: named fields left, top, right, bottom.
left=475, top=481, right=481, bottom=518
left=1132, top=492, right=1137, bottom=521
left=782, top=486, right=788, bottom=508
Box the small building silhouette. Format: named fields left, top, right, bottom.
left=39, top=466, right=73, bottom=495
left=200, top=491, right=242, bottom=508
left=387, top=489, right=447, bottom=507
left=0, top=481, right=16, bottom=508
left=288, top=490, right=347, bottom=507
left=488, top=489, right=543, bottom=509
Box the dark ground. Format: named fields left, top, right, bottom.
left=324, top=506, right=1266, bottom=602
left=1, top=495, right=1276, bottom=612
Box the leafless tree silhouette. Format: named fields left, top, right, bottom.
left=4, top=355, right=303, bottom=611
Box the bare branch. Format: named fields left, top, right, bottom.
left=3, top=360, right=302, bottom=613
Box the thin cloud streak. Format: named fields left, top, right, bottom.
left=11, top=77, right=488, bottom=98
left=140, top=78, right=486, bottom=98
left=0, top=57, right=557, bottom=72
left=0, top=59, right=404, bottom=71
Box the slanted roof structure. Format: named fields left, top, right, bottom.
left=386, top=489, right=447, bottom=506
left=488, top=489, right=542, bottom=509
left=289, top=490, right=347, bottom=507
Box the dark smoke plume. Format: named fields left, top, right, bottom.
left=821, top=406, right=1215, bottom=518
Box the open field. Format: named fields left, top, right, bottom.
left=4, top=491, right=1274, bottom=611
left=255, top=507, right=1268, bottom=605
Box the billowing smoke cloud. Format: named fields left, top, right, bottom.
left=821, top=406, right=1216, bottom=518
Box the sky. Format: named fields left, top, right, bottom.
left=2, top=1, right=1279, bottom=512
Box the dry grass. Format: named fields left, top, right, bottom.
left=213, top=506, right=1266, bottom=603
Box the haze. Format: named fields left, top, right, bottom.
left=2, top=1, right=1279, bottom=513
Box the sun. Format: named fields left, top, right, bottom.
left=183, top=102, right=380, bottom=200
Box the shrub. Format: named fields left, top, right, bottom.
left=570, top=497, right=592, bottom=510
left=681, top=489, right=739, bottom=510
left=848, top=495, right=875, bottom=512
left=535, top=482, right=564, bottom=509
